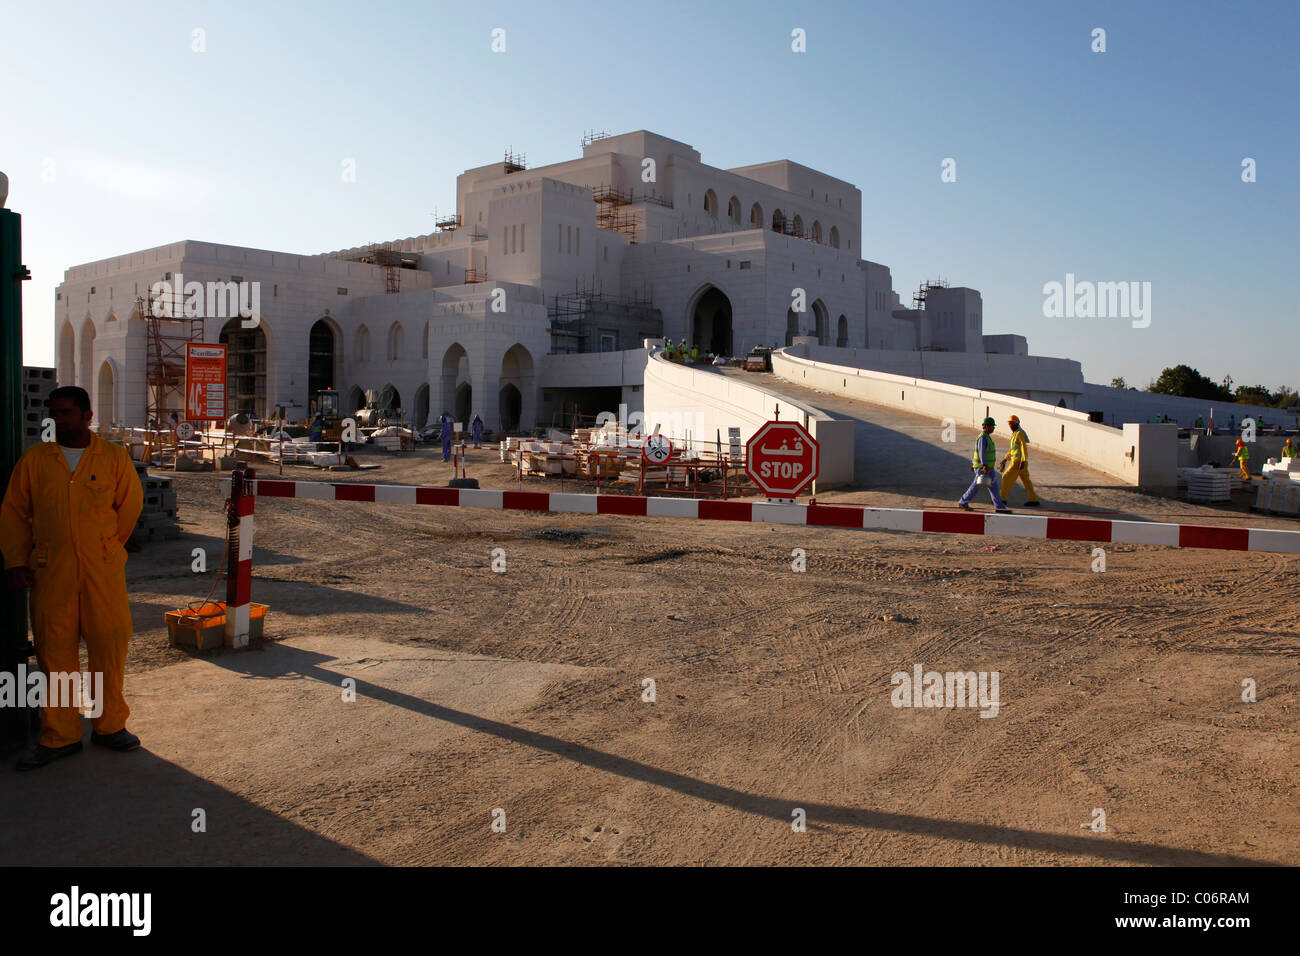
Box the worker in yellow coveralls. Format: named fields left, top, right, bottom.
left=1233, top=438, right=1251, bottom=484
left=999, top=415, right=1040, bottom=507
left=1, top=387, right=143, bottom=770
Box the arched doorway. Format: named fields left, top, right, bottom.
left=690, top=286, right=733, bottom=357
left=308, top=319, right=339, bottom=398
left=347, top=385, right=365, bottom=415
left=455, top=383, right=472, bottom=426
left=59, top=321, right=76, bottom=385
left=812, top=300, right=828, bottom=345
left=78, top=318, right=96, bottom=392
left=771, top=209, right=785, bottom=232
left=441, top=343, right=469, bottom=422
left=499, top=384, right=522, bottom=432
left=750, top=202, right=763, bottom=228
left=499, top=344, right=534, bottom=433
left=786, top=309, right=799, bottom=347
left=413, top=383, right=430, bottom=429
left=96, top=360, right=116, bottom=426
left=836, top=314, right=848, bottom=347
left=220, top=317, right=268, bottom=418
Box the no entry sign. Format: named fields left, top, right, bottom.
left=746, top=420, right=818, bottom=498
left=186, top=344, right=227, bottom=421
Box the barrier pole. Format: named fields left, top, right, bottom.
left=224, top=466, right=256, bottom=648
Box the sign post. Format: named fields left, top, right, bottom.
left=745, top=420, right=819, bottom=502
left=185, top=344, right=228, bottom=422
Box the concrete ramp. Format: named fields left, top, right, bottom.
left=641, top=351, right=855, bottom=489
left=759, top=371, right=1124, bottom=497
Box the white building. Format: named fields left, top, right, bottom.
left=53, top=130, right=1035, bottom=432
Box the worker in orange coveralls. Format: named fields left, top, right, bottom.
left=1, top=386, right=143, bottom=771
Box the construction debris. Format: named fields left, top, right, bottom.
left=131, top=462, right=180, bottom=544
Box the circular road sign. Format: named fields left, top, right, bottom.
left=643, top=433, right=674, bottom=465
left=746, top=420, right=819, bottom=497
left=176, top=421, right=196, bottom=441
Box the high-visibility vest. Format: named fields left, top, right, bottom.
left=1283, top=443, right=1297, bottom=458
left=972, top=433, right=996, bottom=469
left=1007, top=428, right=1029, bottom=465
left=1236, top=445, right=1250, bottom=462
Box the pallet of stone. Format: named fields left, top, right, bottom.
left=1186, top=471, right=1231, bottom=503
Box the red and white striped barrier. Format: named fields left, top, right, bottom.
left=224, top=468, right=256, bottom=648
left=219, top=479, right=1300, bottom=555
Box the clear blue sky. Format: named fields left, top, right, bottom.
left=4, top=0, right=1297, bottom=390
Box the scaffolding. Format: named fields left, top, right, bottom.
left=360, top=247, right=402, bottom=294
left=434, top=212, right=462, bottom=232
left=580, top=130, right=611, bottom=149
left=548, top=285, right=659, bottom=353
left=912, top=277, right=950, bottom=311
left=138, top=287, right=203, bottom=429
left=591, top=185, right=642, bottom=243
left=465, top=268, right=489, bottom=284
left=503, top=147, right=526, bottom=173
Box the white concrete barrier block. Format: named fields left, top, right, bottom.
left=647, top=497, right=699, bottom=519
left=1110, top=521, right=1179, bottom=547
left=1248, top=528, right=1300, bottom=555
left=985, top=513, right=1048, bottom=538
left=752, top=502, right=807, bottom=525
left=549, top=493, right=598, bottom=514
left=373, top=484, right=418, bottom=504
left=862, top=508, right=924, bottom=532
left=460, top=489, right=504, bottom=509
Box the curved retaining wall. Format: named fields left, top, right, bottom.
left=641, top=350, right=854, bottom=490
left=772, top=347, right=1176, bottom=487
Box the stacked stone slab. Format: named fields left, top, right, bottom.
left=21, top=366, right=55, bottom=450
left=132, top=462, right=180, bottom=544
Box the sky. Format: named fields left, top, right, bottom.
left=3, top=0, right=1297, bottom=390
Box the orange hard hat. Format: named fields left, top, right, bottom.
left=1236, top=438, right=1245, bottom=446
left=1007, top=415, right=1020, bottom=425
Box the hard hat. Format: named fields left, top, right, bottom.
left=1007, top=415, right=1020, bottom=425
left=1236, top=438, right=1245, bottom=446
left=982, top=417, right=996, bottom=427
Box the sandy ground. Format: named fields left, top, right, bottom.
left=2, top=432, right=1298, bottom=866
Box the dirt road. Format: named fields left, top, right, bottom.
left=3, top=446, right=1296, bottom=866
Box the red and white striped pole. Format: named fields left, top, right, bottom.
left=224, top=466, right=256, bottom=648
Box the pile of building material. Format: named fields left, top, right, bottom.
left=1179, top=465, right=1241, bottom=495
left=1185, top=467, right=1232, bottom=503
left=371, top=426, right=415, bottom=453
left=131, top=462, right=180, bottom=544
left=1255, top=459, right=1300, bottom=516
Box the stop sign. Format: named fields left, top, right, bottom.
left=746, top=420, right=818, bottom=498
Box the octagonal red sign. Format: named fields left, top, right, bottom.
left=746, top=420, right=819, bottom=497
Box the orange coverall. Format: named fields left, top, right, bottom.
left=0, top=436, right=143, bottom=747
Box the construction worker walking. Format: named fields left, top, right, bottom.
left=999, top=415, right=1040, bottom=507
left=439, top=413, right=453, bottom=462
left=471, top=415, right=484, bottom=449
left=1234, top=438, right=1251, bottom=483
left=958, top=417, right=1012, bottom=512
left=0, top=386, right=145, bottom=770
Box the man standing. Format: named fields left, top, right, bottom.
left=999, top=415, right=1040, bottom=507
left=471, top=415, right=484, bottom=449
left=439, top=413, right=453, bottom=462
left=1234, top=438, right=1251, bottom=484
left=958, top=417, right=1012, bottom=513
left=1282, top=437, right=1297, bottom=459
left=0, top=386, right=144, bottom=770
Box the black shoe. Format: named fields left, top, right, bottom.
left=995, top=507, right=1014, bottom=513
left=15, top=741, right=83, bottom=771
left=957, top=502, right=972, bottom=511
left=91, top=729, right=141, bottom=752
